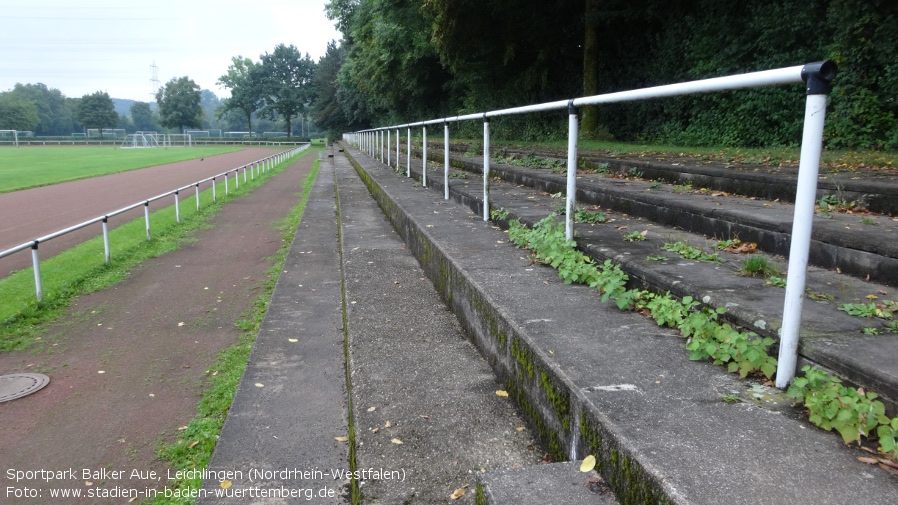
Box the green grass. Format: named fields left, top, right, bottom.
left=0, top=146, right=243, bottom=193
left=476, top=138, right=897, bottom=171
left=0, top=150, right=309, bottom=352
left=147, top=157, right=321, bottom=504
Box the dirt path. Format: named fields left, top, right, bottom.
left=0, top=147, right=283, bottom=278
left=0, top=152, right=316, bottom=503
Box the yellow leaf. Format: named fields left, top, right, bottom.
left=288, top=338, right=298, bottom=342
left=372, top=428, right=379, bottom=434
left=335, top=436, right=348, bottom=442
left=187, top=440, right=199, bottom=449
left=367, top=406, right=376, bottom=412
left=178, top=426, right=188, bottom=431
left=580, top=455, right=596, bottom=472
left=515, top=426, right=524, bottom=432
left=254, top=383, right=264, bottom=388
left=220, top=480, right=232, bottom=489
left=450, top=485, right=469, bottom=499
left=496, top=390, right=509, bottom=397
left=391, top=438, right=403, bottom=445
left=385, top=421, right=392, bottom=428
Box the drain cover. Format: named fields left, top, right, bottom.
left=0, top=373, right=50, bottom=403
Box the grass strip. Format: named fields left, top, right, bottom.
left=0, top=152, right=303, bottom=352
left=146, top=156, right=320, bottom=504
left=0, top=146, right=244, bottom=193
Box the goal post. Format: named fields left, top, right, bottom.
left=0, top=130, right=19, bottom=147
left=121, top=131, right=161, bottom=148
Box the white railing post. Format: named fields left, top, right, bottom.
left=776, top=61, right=837, bottom=389
left=406, top=128, right=411, bottom=178
left=565, top=102, right=579, bottom=241
left=381, top=130, right=385, bottom=162
left=212, top=177, right=217, bottom=202
left=195, top=184, right=201, bottom=210
left=422, top=126, right=428, bottom=187
left=483, top=117, right=491, bottom=221
left=175, top=191, right=181, bottom=223
left=144, top=202, right=151, bottom=241
left=396, top=129, right=400, bottom=171
left=444, top=122, right=450, bottom=200
left=31, top=243, right=42, bottom=301
left=387, top=129, right=391, bottom=167
left=102, top=217, right=110, bottom=264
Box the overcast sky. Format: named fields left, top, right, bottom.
left=0, top=0, right=342, bottom=101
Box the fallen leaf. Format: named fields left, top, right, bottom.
left=515, top=426, right=525, bottom=431
left=391, top=438, right=404, bottom=445
left=85, top=481, right=93, bottom=486
left=334, top=436, right=348, bottom=442
left=580, top=455, right=597, bottom=472
left=367, top=406, right=376, bottom=412
left=858, top=456, right=879, bottom=465
left=187, top=441, right=199, bottom=449
left=220, top=480, right=232, bottom=489
left=288, top=338, right=298, bottom=342
left=255, top=383, right=264, bottom=388
left=178, top=426, right=188, bottom=431
left=372, top=428, right=379, bottom=434
left=450, top=485, right=469, bottom=500
left=495, top=390, right=509, bottom=397
left=98, top=370, right=105, bottom=374
left=420, top=414, right=430, bottom=420
left=385, top=421, right=392, bottom=428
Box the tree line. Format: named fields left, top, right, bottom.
left=0, top=43, right=320, bottom=139
left=312, top=0, right=896, bottom=150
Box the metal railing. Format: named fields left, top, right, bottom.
left=0, top=144, right=309, bottom=302
left=344, top=61, right=838, bottom=388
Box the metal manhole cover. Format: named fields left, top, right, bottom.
left=0, top=373, right=50, bottom=403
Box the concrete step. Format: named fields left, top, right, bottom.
left=478, top=462, right=618, bottom=505
left=392, top=148, right=898, bottom=414
left=410, top=146, right=898, bottom=286
left=340, top=143, right=898, bottom=504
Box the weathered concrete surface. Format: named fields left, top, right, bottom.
left=335, top=147, right=543, bottom=503
left=199, top=153, right=351, bottom=503
left=396, top=149, right=898, bottom=414
left=342, top=143, right=898, bottom=505
left=478, top=462, right=618, bottom=505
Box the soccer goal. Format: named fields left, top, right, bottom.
left=121, top=131, right=161, bottom=148
left=0, top=130, right=19, bottom=147
left=162, top=134, right=193, bottom=147
left=185, top=130, right=210, bottom=138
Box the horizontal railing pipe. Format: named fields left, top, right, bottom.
left=1, top=146, right=307, bottom=301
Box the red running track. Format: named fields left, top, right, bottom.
left=0, top=147, right=285, bottom=278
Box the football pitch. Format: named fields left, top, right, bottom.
left=0, top=145, right=243, bottom=193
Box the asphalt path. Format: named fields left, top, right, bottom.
left=0, top=147, right=284, bottom=278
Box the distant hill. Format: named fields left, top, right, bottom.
left=112, top=98, right=157, bottom=117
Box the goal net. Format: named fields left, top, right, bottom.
left=121, top=131, right=161, bottom=148
left=0, top=130, right=19, bottom=147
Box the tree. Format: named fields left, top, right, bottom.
left=216, top=56, right=264, bottom=136
left=130, top=101, right=158, bottom=131
left=77, top=91, right=118, bottom=136
left=155, top=77, right=203, bottom=133
left=311, top=41, right=352, bottom=136
left=258, top=44, right=316, bottom=137
left=0, top=92, right=40, bottom=131
left=11, top=83, right=75, bottom=136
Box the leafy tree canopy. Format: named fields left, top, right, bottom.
left=258, top=44, right=316, bottom=137
left=77, top=91, right=119, bottom=135
left=155, top=77, right=203, bottom=133
left=0, top=92, right=40, bottom=131
left=216, top=56, right=264, bottom=136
